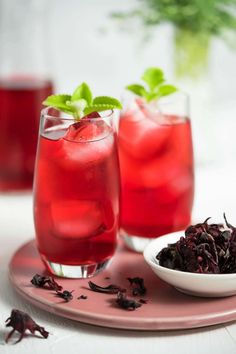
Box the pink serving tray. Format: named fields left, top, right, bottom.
left=9, top=240, right=236, bottom=331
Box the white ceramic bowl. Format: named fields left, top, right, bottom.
left=143, top=231, right=236, bottom=297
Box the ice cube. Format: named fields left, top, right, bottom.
left=138, top=148, right=192, bottom=192
left=58, top=133, right=113, bottom=169
left=51, top=200, right=105, bottom=239
left=64, top=113, right=108, bottom=143
left=119, top=110, right=172, bottom=160
left=53, top=121, right=114, bottom=170
left=120, top=145, right=187, bottom=190
left=64, top=121, right=100, bottom=143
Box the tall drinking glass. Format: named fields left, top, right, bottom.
left=118, top=93, right=194, bottom=252
left=0, top=0, right=53, bottom=191
left=33, top=108, right=120, bottom=278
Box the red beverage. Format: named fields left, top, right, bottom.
left=33, top=110, right=120, bottom=277
left=0, top=78, right=53, bottom=191
left=118, top=100, right=194, bottom=247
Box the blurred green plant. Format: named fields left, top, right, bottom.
left=112, top=0, right=236, bottom=78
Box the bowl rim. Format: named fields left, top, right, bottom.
left=143, top=231, right=236, bottom=279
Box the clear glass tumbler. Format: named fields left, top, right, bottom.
left=33, top=108, right=120, bottom=278
left=118, top=93, right=194, bottom=252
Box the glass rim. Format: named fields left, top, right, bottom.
left=156, top=91, right=189, bottom=107
left=121, top=91, right=190, bottom=121
left=41, top=106, right=114, bottom=121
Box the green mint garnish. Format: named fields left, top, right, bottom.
left=126, top=67, right=178, bottom=103
left=43, top=82, right=122, bottom=120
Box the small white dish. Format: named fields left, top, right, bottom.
left=143, top=231, right=236, bottom=297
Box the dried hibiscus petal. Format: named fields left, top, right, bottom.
left=116, top=292, right=141, bottom=311
left=77, top=295, right=87, bottom=300
left=5, top=309, right=49, bottom=344
left=139, top=299, right=148, bottom=304
left=56, top=290, right=74, bottom=302
left=127, top=277, right=147, bottom=296
left=88, top=281, right=125, bottom=294
left=31, top=274, right=62, bottom=291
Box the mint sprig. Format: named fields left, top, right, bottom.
left=43, top=82, right=122, bottom=120
left=126, top=67, right=178, bottom=103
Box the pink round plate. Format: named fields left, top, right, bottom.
left=9, top=240, right=236, bottom=330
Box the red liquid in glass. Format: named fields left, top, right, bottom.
left=118, top=106, right=194, bottom=238
left=0, top=78, right=53, bottom=191
left=33, top=120, right=120, bottom=265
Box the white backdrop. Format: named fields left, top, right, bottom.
left=49, top=0, right=236, bottom=100
left=48, top=0, right=236, bottom=166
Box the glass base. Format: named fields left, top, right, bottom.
left=121, top=231, right=153, bottom=253
left=42, top=257, right=111, bottom=278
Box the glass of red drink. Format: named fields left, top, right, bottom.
left=0, top=79, right=53, bottom=190
left=33, top=107, right=120, bottom=278
left=118, top=93, right=194, bottom=252
left=0, top=0, right=53, bottom=191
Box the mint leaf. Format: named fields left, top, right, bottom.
left=67, top=99, right=88, bottom=118
left=92, top=96, right=122, bottom=109
left=126, top=67, right=178, bottom=103
left=145, top=92, right=159, bottom=102
left=126, top=84, right=146, bottom=97
left=43, top=94, right=74, bottom=114
left=142, top=67, right=164, bottom=91
left=71, top=82, right=93, bottom=105
left=83, top=96, right=122, bottom=115
left=157, top=84, right=178, bottom=97
left=43, top=83, right=122, bottom=120
left=84, top=104, right=121, bottom=116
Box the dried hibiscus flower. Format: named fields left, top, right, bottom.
left=127, top=277, right=146, bottom=296
left=139, top=299, right=148, bottom=304
left=56, top=290, right=74, bottom=302
left=157, top=214, right=236, bottom=274
left=31, top=274, right=62, bottom=291
left=116, top=292, right=141, bottom=311
left=77, top=295, right=87, bottom=300
left=88, top=281, right=125, bottom=294
left=5, top=309, right=49, bottom=344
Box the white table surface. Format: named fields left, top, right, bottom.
left=1, top=165, right=236, bottom=354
